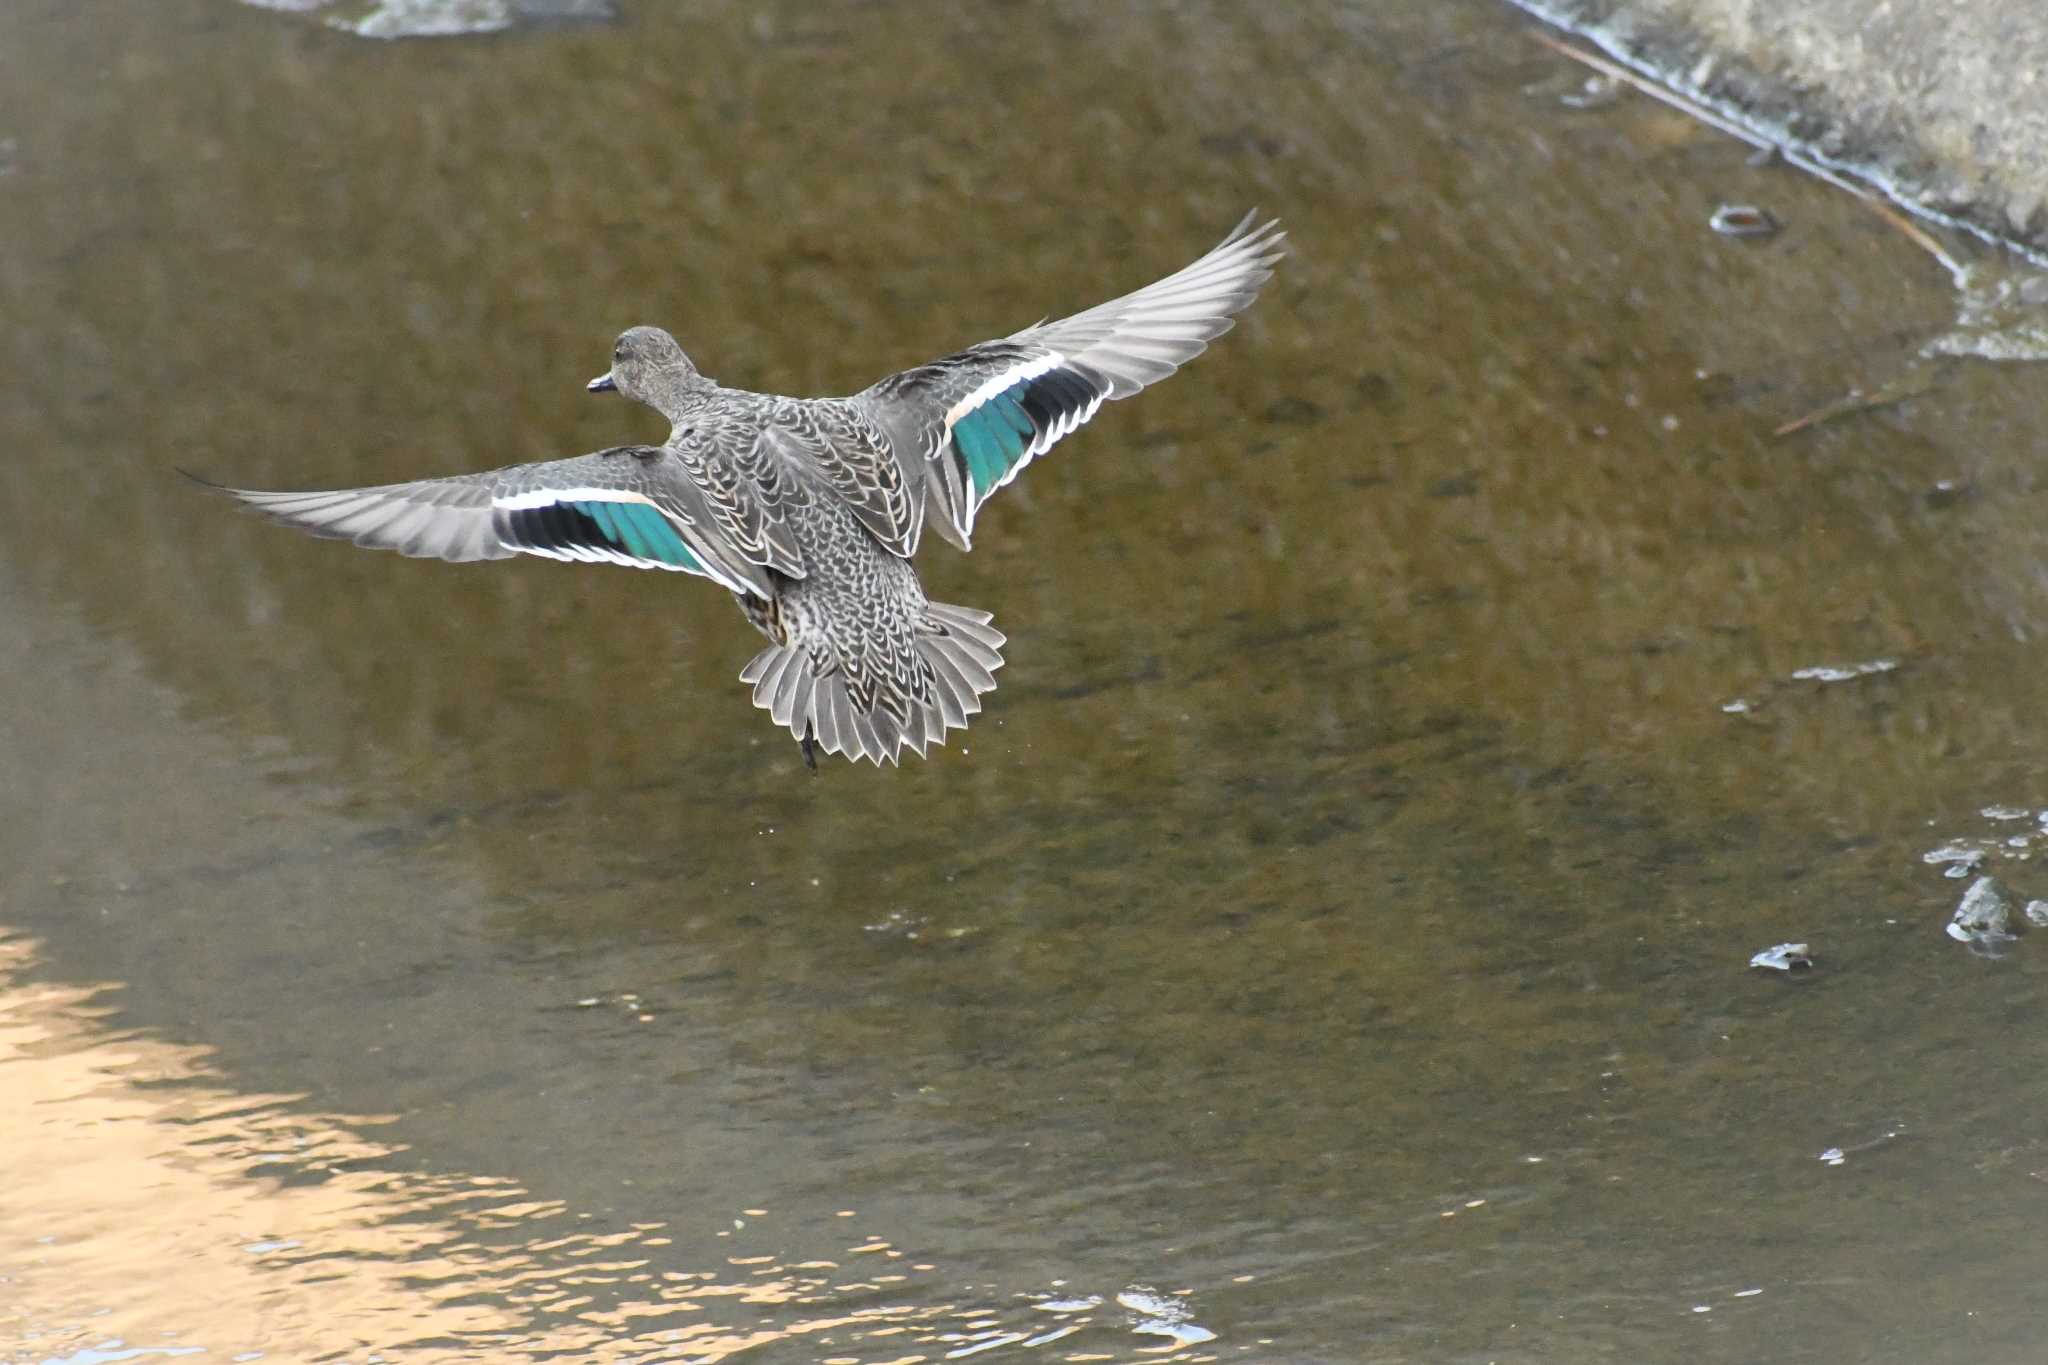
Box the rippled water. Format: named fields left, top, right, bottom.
left=7, top=1, right=2048, bottom=1361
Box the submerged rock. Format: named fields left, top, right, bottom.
left=1947, top=875, right=2020, bottom=948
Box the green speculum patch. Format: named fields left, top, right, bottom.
left=571, top=499, right=702, bottom=570
left=953, top=389, right=1036, bottom=494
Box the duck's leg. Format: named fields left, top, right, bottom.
left=800, top=722, right=819, bottom=775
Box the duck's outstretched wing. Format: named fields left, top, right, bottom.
left=859, top=212, right=1285, bottom=550
left=194, top=445, right=776, bottom=596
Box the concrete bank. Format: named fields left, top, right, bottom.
left=1514, top=0, right=2048, bottom=260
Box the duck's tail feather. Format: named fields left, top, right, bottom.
left=738, top=601, right=1006, bottom=767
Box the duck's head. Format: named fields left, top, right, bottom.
left=588, top=326, right=703, bottom=414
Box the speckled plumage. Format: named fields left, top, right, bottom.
left=203, top=214, right=1284, bottom=766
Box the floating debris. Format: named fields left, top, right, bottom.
left=1918, top=821, right=2039, bottom=878
left=1710, top=204, right=1779, bottom=237
left=1947, top=875, right=2020, bottom=950
left=1724, top=655, right=1918, bottom=719
left=1558, top=75, right=1621, bottom=109
left=1922, top=839, right=1991, bottom=878
left=1749, top=942, right=1813, bottom=972
left=237, top=0, right=614, bottom=39
left=1924, top=478, right=1970, bottom=509
left=1791, top=659, right=1898, bottom=683
left=1117, top=1287, right=1218, bottom=1348
left=1923, top=261, right=2048, bottom=362
left=1773, top=366, right=1941, bottom=438
left=1819, top=1124, right=1906, bottom=1166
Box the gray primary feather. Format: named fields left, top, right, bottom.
left=861, top=210, right=1286, bottom=548
left=202, top=216, right=1283, bottom=766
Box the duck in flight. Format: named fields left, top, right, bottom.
left=205, top=214, right=1285, bottom=768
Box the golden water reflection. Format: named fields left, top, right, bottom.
left=0, top=933, right=1220, bottom=1363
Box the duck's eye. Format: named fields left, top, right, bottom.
left=613, top=343, right=629, bottom=363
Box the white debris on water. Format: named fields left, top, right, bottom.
left=1749, top=942, right=1812, bottom=971
left=1921, top=814, right=2047, bottom=874
left=346, top=0, right=516, bottom=37
left=1924, top=262, right=2048, bottom=362
left=235, top=0, right=612, bottom=38
left=1020, top=1285, right=1219, bottom=1350
left=1790, top=658, right=1898, bottom=683
left=1819, top=1124, right=1906, bottom=1166
left=1117, top=1287, right=1219, bottom=1348
left=1922, top=839, right=1991, bottom=878
left=1558, top=75, right=1621, bottom=109
left=1920, top=823, right=2048, bottom=944
left=1709, top=203, right=1778, bottom=237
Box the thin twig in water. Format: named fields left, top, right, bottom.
left=1853, top=196, right=1967, bottom=282
left=1773, top=391, right=1866, bottom=438
left=1771, top=366, right=1940, bottom=437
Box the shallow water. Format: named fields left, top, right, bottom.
left=6, top=1, right=2048, bottom=1361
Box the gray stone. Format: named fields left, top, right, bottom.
left=1947, top=875, right=2020, bottom=946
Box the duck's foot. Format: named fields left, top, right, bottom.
left=800, top=723, right=819, bottom=775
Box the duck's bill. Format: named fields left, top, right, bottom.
left=587, top=372, right=617, bottom=393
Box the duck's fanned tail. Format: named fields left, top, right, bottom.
left=738, top=601, right=1006, bottom=767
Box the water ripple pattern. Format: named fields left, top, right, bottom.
left=0, top=935, right=1230, bottom=1363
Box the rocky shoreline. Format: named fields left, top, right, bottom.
left=1514, top=0, right=2048, bottom=262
